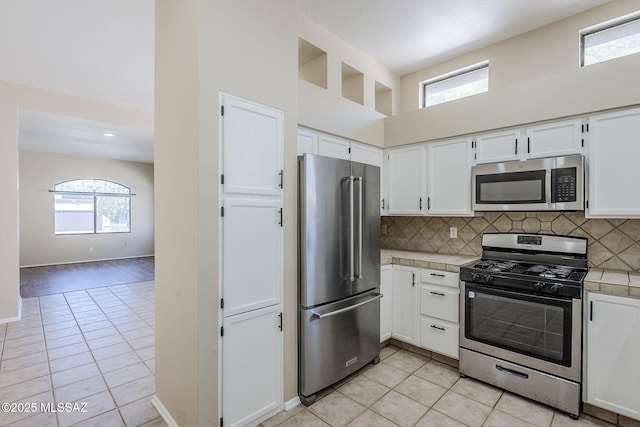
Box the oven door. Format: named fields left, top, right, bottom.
left=460, top=281, right=581, bottom=382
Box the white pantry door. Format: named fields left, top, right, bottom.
left=220, top=94, right=284, bottom=427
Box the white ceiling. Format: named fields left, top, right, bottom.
left=4, top=1, right=612, bottom=163
left=19, top=110, right=154, bottom=164
left=298, top=0, right=611, bottom=76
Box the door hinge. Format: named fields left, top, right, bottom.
left=220, top=326, right=224, bottom=337
left=220, top=174, right=224, bottom=185
left=221, top=206, right=224, bottom=217
left=278, top=312, right=283, bottom=331
left=221, top=105, right=224, bottom=116
left=474, top=153, right=477, bottom=160
left=220, top=298, right=224, bottom=309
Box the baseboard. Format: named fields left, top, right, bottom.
left=151, top=395, right=179, bottom=427
left=0, top=297, right=22, bottom=324
left=20, top=254, right=155, bottom=268
left=284, top=396, right=300, bottom=411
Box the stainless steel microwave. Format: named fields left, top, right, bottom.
left=472, top=155, right=584, bottom=211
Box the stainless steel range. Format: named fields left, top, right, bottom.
left=459, top=233, right=588, bottom=418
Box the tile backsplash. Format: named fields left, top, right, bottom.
left=381, top=212, right=640, bottom=271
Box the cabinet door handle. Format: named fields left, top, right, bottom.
left=412, top=273, right=415, bottom=287
left=427, top=197, right=431, bottom=210
left=590, top=301, right=593, bottom=321
left=382, top=198, right=385, bottom=210
left=515, top=138, right=518, bottom=155
left=430, top=324, right=445, bottom=331
left=278, top=312, right=283, bottom=331
left=278, top=169, right=284, bottom=189
left=419, top=197, right=423, bottom=210
left=527, top=137, right=530, bottom=153
left=430, top=291, right=445, bottom=296
left=430, top=273, right=445, bottom=278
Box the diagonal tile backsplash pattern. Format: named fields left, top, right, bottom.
left=381, top=212, right=640, bottom=271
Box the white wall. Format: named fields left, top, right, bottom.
left=386, top=0, right=640, bottom=146
left=298, top=15, right=400, bottom=147
left=154, top=1, right=297, bottom=425
left=19, top=150, right=154, bottom=266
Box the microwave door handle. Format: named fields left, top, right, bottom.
left=545, top=172, right=552, bottom=205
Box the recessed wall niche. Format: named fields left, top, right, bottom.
left=341, top=62, right=364, bottom=105
left=298, top=38, right=328, bottom=89
left=375, top=81, right=392, bottom=116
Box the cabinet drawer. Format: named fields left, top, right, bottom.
left=419, top=316, right=459, bottom=359
left=419, top=285, right=459, bottom=323
left=420, top=268, right=459, bottom=288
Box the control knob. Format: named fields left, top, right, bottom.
left=472, top=273, right=480, bottom=282
left=550, top=283, right=563, bottom=294
left=484, top=274, right=494, bottom=284
left=533, top=282, right=545, bottom=292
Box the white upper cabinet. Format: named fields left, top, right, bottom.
left=474, top=128, right=522, bottom=164
left=587, top=107, right=640, bottom=218
left=525, top=119, right=583, bottom=159
left=385, top=144, right=425, bottom=215
left=222, top=96, right=283, bottom=196
left=318, top=134, right=350, bottom=160
left=297, top=128, right=318, bottom=156
left=585, top=292, right=640, bottom=420
left=351, top=141, right=383, bottom=167
left=426, top=138, right=473, bottom=216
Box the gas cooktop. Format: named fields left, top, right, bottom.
left=460, top=233, right=589, bottom=299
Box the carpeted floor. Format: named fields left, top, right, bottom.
left=20, top=256, right=155, bottom=297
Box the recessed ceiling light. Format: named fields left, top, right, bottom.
left=103, top=133, right=115, bottom=137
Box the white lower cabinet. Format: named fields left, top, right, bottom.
left=391, top=265, right=418, bottom=345
left=222, top=305, right=283, bottom=427
left=385, top=265, right=460, bottom=359
left=380, top=265, right=393, bottom=342
left=418, top=269, right=460, bottom=358
left=419, top=316, right=459, bottom=359
left=585, top=292, right=640, bottom=421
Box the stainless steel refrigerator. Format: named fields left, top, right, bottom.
left=298, top=153, right=381, bottom=406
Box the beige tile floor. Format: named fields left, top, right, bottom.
left=262, top=346, right=616, bottom=427
left=0, top=282, right=166, bottom=427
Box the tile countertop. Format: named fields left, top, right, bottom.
left=381, top=249, right=479, bottom=273
left=585, top=268, right=640, bottom=298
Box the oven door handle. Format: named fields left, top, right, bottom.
left=496, top=364, right=529, bottom=379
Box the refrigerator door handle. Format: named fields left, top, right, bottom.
left=310, top=293, right=382, bottom=319
left=356, top=176, right=363, bottom=279
left=348, top=176, right=355, bottom=281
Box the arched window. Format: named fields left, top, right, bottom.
left=53, top=179, right=132, bottom=234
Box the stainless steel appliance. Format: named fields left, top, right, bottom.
left=472, top=154, right=584, bottom=211
left=298, top=153, right=381, bottom=406
left=459, top=233, right=588, bottom=418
